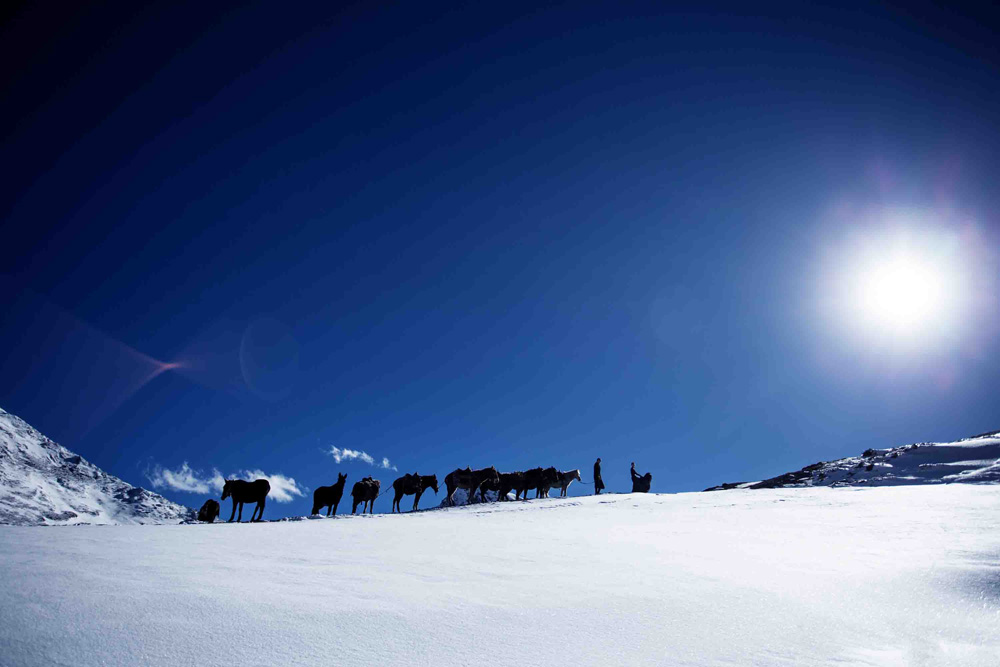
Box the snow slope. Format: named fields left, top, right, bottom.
left=706, top=430, right=1000, bottom=490
left=2, top=486, right=999, bottom=666
left=0, top=406, right=193, bottom=525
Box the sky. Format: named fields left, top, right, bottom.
left=2, top=1, right=998, bottom=517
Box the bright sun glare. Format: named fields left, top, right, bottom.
left=823, top=216, right=973, bottom=350
left=855, top=252, right=948, bottom=330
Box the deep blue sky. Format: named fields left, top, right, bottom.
left=2, top=2, right=998, bottom=516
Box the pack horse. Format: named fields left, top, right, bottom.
left=352, top=477, right=381, bottom=514
left=391, top=473, right=439, bottom=512
left=445, top=466, right=500, bottom=504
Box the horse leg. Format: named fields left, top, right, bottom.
left=228, top=499, right=236, bottom=522
left=413, top=490, right=421, bottom=511
left=256, top=497, right=265, bottom=522
left=237, top=502, right=243, bottom=523
left=332, top=501, right=338, bottom=516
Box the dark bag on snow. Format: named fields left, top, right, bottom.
left=197, top=499, right=220, bottom=523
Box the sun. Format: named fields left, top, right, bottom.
left=855, top=252, right=948, bottom=330
left=820, top=217, right=973, bottom=350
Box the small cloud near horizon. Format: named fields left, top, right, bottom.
left=328, top=446, right=397, bottom=471
left=145, top=462, right=305, bottom=502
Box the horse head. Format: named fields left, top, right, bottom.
left=573, top=469, right=582, bottom=482
left=425, top=474, right=439, bottom=494
left=221, top=479, right=234, bottom=500
left=337, top=472, right=347, bottom=486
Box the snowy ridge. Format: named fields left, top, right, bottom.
left=706, top=430, right=1000, bottom=491
left=0, top=406, right=194, bottom=525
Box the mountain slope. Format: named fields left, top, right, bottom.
left=0, top=406, right=193, bottom=525
left=706, top=430, right=1000, bottom=491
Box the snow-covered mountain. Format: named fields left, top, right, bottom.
left=706, top=429, right=1000, bottom=491
left=0, top=406, right=193, bottom=525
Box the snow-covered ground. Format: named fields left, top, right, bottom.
left=0, top=407, right=192, bottom=525
left=2, top=485, right=998, bottom=666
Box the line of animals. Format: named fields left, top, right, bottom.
left=197, top=461, right=652, bottom=523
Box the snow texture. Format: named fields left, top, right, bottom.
left=2, top=485, right=999, bottom=666
left=0, top=406, right=193, bottom=525
left=706, top=430, right=1000, bottom=490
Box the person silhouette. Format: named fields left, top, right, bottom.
left=630, top=462, right=652, bottom=493
left=594, top=457, right=605, bottom=495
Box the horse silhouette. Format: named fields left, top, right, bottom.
left=221, top=479, right=270, bottom=522
left=445, top=466, right=500, bottom=504
left=312, top=473, right=347, bottom=516
left=391, top=473, right=438, bottom=512
left=497, top=471, right=524, bottom=501
left=522, top=467, right=560, bottom=499
left=351, top=476, right=380, bottom=514
left=543, top=469, right=581, bottom=497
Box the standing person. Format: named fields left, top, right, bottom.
left=593, top=458, right=605, bottom=495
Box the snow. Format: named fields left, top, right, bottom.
left=707, top=432, right=1000, bottom=490
left=2, top=485, right=999, bottom=666
left=0, top=407, right=192, bottom=525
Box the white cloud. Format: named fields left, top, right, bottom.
left=328, top=446, right=374, bottom=465
left=328, top=447, right=397, bottom=471
left=145, top=462, right=215, bottom=494
left=145, top=462, right=305, bottom=503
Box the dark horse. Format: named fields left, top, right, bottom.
left=391, top=473, right=438, bottom=512
left=351, top=476, right=380, bottom=514
left=312, top=473, right=348, bottom=516
left=445, top=466, right=500, bottom=504
left=221, top=479, right=270, bottom=522
left=522, top=467, right=560, bottom=499
left=497, top=471, right=524, bottom=501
